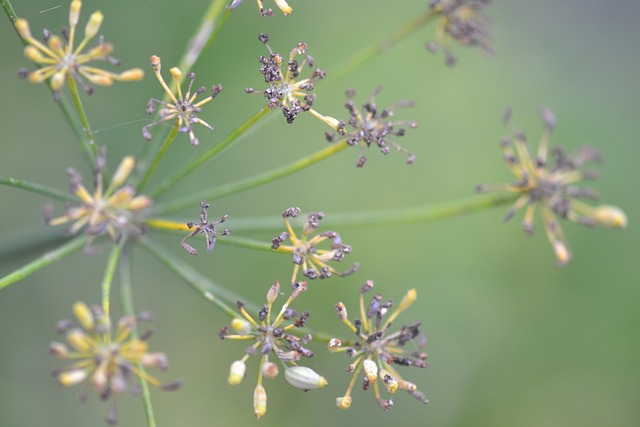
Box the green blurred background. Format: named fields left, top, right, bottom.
left=1, top=0, right=639, bottom=426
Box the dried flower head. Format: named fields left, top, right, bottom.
left=44, top=147, right=151, bottom=252
left=476, top=107, right=628, bottom=267
left=220, top=281, right=327, bottom=418
left=330, top=281, right=428, bottom=411
left=426, top=0, right=493, bottom=66
left=143, top=55, right=222, bottom=146
left=50, top=301, right=181, bottom=424
left=230, top=0, right=293, bottom=16
left=16, top=0, right=143, bottom=100
left=325, top=87, right=417, bottom=168
left=245, top=33, right=344, bottom=131
left=181, top=201, right=230, bottom=255
left=271, top=207, right=360, bottom=285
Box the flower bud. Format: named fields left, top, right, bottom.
left=261, top=361, right=279, bottom=380
left=336, top=396, right=352, bottom=410
left=594, top=205, right=628, bottom=229
left=228, top=360, right=246, bottom=386
left=84, top=11, right=104, bottom=39
left=327, top=337, right=341, bottom=352
left=58, top=369, right=87, bottom=386
left=284, top=366, right=328, bottom=390
left=363, top=359, right=378, bottom=384
left=253, top=385, right=267, bottom=418
left=111, top=156, right=135, bottom=188
left=230, top=317, right=251, bottom=334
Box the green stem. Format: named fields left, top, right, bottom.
left=137, top=238, right=242, bottom=317
left=119, top=245, right=158, bottom=427
left=137, top=124, right=180, bottom=193
left=149, top=106, right=270, bottom=198
left=101, top=240, right=124, bottom=317
left=177, top=0, right=233, bottom=76
left=326, top=10, right=436, bottom=84
left=0, top=236, right=86, bottom=290
left=0, top=0, right=17, bottom=25
left=0, top=176, right=79, bottom=203
left=67, top=76, right=98, bottom=161
left=230, top=193, right=519, bottom=231
left=0, top=227, right=67, bottom=260
left=154, top=141, right=349, bottom=215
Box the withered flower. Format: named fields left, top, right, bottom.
left=426, top=0, right=493, bottom=66
left=143, top=55, right=222, bottom=146
left=325, top=87, right=417, bottom=168
left=271, top=207, right=359, bottom=285
left=45, top=147, right=151, bottom=252
left=245, top=33, right=344, bottom=132
left=476, top=107, right=628, bottom=267
left=50, top=301, right=181, bottom=424
left=220, top=281, right=327, bottom=418
left=16, top=0, right=143, bottom=100
left=181, top=201, right=230, bottom=255
left=330, top=281, right=428, bottom=411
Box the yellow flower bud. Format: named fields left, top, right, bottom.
left=594, top=205, right=628, bottom=229
left=69, top=0, right=82, bottom=27
left=253, top=385, right=267, bottom=418
left=72, top=301, right=95, bottom=331
left=58, top=369, right=87, bottom=386
left=284, top=366, right=328, bottom=390
left=228, top=360, right=246, bottom=385
left=84, top=11, right=104, bottom=39
left=336, top=396, right=352, bottom=410
left=230, top=317, right=251, bottom=334
left=118, top=68, right=145, bottom=81
left=111, top=156, right=135, bottom=188
left=274, top=0, right=292, bottom=15
left=15, top=18, right=32, bottom=40
left=363, top=359, right=378, bottom=383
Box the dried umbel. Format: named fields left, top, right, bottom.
left=44, top=146, right=151, bottom=252
left=325, top=87, right=417, bottom=168
left=16, top=0, right=143, bottom=100
left=50, top=302, right=181, bottom=424
left=330, top=281, right=428, bottom=411
left=181, top=201, right=230, bottom=255
left=426, top=0, right=493, bottom=66
left=476, top=108, right=628, bottom=267
left=143, top=55, right=222, bottom=146
left=271, top=207, right=359, bottom=285
left=246, top=33, right=344, bottom=132
left=220, top=281, right=327, bottom=418
left=230, top=0, right=293, bottom=16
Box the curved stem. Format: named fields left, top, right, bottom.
left=149, top=106, right=270, bottom=198
left=0, top=236, right=86, bottom=290
left=153, top=141, right=349, bottom=215
left=137, top=238, right=244, bottom=317
left=119, top=244, right=158, bottom=427
left=326, top=10, right=436, bottom=84
left=101, top=240, right=124, bottom=317
left=67, top=76, right=97, bottom=160
left=0, top=176, right=79, bottom=203
left=137, top=124, right=180, bottom=193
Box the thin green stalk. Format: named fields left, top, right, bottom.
left=0, top=236, right=86, bottom=290
left=0, top=176, right=79, bottom=203
left=154, top=141, right=349, bottom=215
left=137, top=124, right=180, bottom=193
left=0, top=227, right=67, bottom=260
left=137, top=238, right=242, bottom=317
left=326, top=10, right=436, bottom=84
left=101, top=240, right=124, bottom=317
left=67, top=76, right=98, bottom=160
left=228, top=193, right=519, bottom=231
left=1, top=0, right=17, bottom=25
left=119, top=245, right=158, bottom=427
left=149, top=106, right=270, bottom=198
left=177, top=0, right=233, bottom=76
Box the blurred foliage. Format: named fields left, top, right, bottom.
left=1, top=0, right=639, bottom=426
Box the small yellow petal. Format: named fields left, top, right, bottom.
left=117, top=68, right=145, bottom=81
left=594, top=205, right=628, bottom=229
left=15, top=18, right=32, bottom=40
left=69, top=1, right=82, bottom=27
left=72, top=301, right=94, bottom=331
left=58, top=369, right=88, bottom=386
left=111, top=156, right=135, bottom=188
left=84, top=11, right=104, bottom=40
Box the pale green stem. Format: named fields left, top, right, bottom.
left=101, top=240, right=124, bottom=317
left=119, top=244, right=158, bottom=427
left=0, top=236, right=86, bottom=290
left=177, top=0, right=233, bottom=76
left=326, top=10, right=436, bottom=84
left=149, top=106, right=270, bottom=198
left=0, top=176, right=79, bottom=203
left=0, top=227, right=67, bottom=260
left=137, top=124, right=180, bottom=192
left=137, top=238, right=242, bottom=317
left=153, top=141, right=349, bottom=215
left=67, top=76, right=97, bottom=160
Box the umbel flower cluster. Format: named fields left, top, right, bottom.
left=0, top=0, right=629, bottom=425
